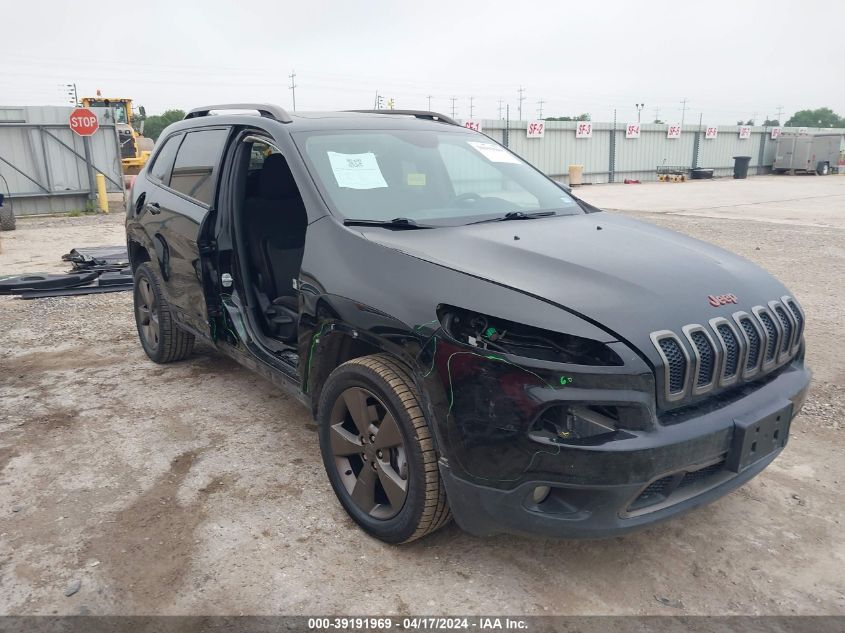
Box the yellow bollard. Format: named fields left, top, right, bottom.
left=96, top=173, right=109, bottom=214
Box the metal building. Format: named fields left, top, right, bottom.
left=0, top=106, right=124, bottom=215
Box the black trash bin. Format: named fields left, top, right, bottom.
left=733, top=156, right=752, bottom=179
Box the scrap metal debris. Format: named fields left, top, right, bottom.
left=0, top=245, right=132, bottom=299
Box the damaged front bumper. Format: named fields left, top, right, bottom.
left=424, top=336, right=810, bottom=538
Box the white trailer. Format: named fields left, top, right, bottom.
left=773, top=132, right=845, bottom=175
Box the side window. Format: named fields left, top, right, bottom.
left=148, top=134, right=181, bottom=184
left=169, top=129, right=229, bottom=205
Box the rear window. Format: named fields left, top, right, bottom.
left=169, top=128, right=229, bottom=205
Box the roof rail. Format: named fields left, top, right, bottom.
left=184, top=103, right=292, bottom=123
left=347, top=109, right=459, bottom=127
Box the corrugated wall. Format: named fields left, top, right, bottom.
left=472, top=119, right=845, bottom=184
left=0, top=106, right=124, bottom=215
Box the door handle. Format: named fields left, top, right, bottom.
left=145, top=202, right=161, bottom=215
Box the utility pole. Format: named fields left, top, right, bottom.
left=427, top=95, right=433, bottom=111
left=289, top=71, right=297, bottom=111
left=469, top=96, right=475, bottom=120
left=537, top=99, right=545, bottom=119
left=635, top=102, right=645, bottom=124
left=775, top=105, right=784, bottom=124
left=517, top=86, right=525, bottom=121
left=374, top=91, right=384, bottom=109
left=680, top=97, right=689, bottom=128
left=504, top=104, right=510, bottom=147
left=653, top=105, right=661, bottom=123
left=450, top=96, right=457, bottom=119
left=497, top=99, right=504, bottom=119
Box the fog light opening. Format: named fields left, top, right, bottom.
left=529, top=405, right=618, bottom=446
left=531, top=485, right=551, bottom=505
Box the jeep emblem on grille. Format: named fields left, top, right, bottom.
left=708, top=293, right=738, bottom=307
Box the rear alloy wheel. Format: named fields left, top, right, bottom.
left=318, top=354, right=451, bottom=543
left=133, top=262, right=194, bottom=363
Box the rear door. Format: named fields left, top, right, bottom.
left=774, top=137, right=794, bottom=169
left=144, top=126, right=230, bottom=335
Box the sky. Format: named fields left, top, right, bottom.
left=1, top=0, right=843, bottom=125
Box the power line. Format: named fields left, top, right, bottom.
left=517, top=86, right=526, bottom=121
left=289, top=70, right=297, bottom=111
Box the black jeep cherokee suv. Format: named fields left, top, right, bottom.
left=126, top=104, right=811, bottom=543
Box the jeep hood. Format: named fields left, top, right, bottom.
left=361, top=213, right=790, bottom=356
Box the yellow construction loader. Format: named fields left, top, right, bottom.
left=82, top=95, right=154, bottom=187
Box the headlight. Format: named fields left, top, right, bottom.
left=437, top=305, right=622, bottom=366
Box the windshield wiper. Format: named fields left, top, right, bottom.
left=467, top=210, right=558, bottom=225
left=343, top=217, right=434, bottom=229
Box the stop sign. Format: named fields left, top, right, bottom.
left=69, top=108, right=99, bottom=136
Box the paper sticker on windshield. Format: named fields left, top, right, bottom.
left=327, top=152, right=388, bottom=189
left=407, top=173, right=426, bottom=186
left=467, top=141, right=521, bottom=164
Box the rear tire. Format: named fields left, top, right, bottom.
left=317, top=354, right=451, bottom=543
left=0, top=207, right=15, bottom=231
left=817, top=162, right=830, bottom=176
left=133, top=262, right=194, bottom=363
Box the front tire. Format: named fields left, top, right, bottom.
left=317, top=354, right=451, bottom=543
left=133, top=262, right=194, bottom=363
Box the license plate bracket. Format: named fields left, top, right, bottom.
left=727, top=402, right=793, bottom=473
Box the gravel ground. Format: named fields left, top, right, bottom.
left=1, top=178, right=843, bottom=616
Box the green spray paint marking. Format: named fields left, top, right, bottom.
left=303, top=322, right=332, bottom=393
left=421, top=336, right=438, bottom=377
left=413, top=319, right=440, bottom=332
left=442, top=348, right=563, bottom=483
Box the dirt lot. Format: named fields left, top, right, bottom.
left=1, top=176, right=843, bottom=616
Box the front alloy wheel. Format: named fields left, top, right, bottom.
left=317, top=354, right=451, bottom=543
left=330, top=387, right=409, bottom=519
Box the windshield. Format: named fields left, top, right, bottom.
left=86, top=99, right=128, bottom=123
left=294, top=129, right=582, bottom=225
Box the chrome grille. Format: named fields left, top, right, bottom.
left=651, top=297, right=803, bottom=404
left=716, top=324, right=739, bottom=378
left=658, top=338, right=686, bottom=394
left=739, top=317, right=761, bottom=371
left=757, top=310, right=778, bottom=362
left=786, top=298, right=804, bottom=344
left=689, top=331, right=714, bottom=387
left=774, top=305, right=793, bottom=353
